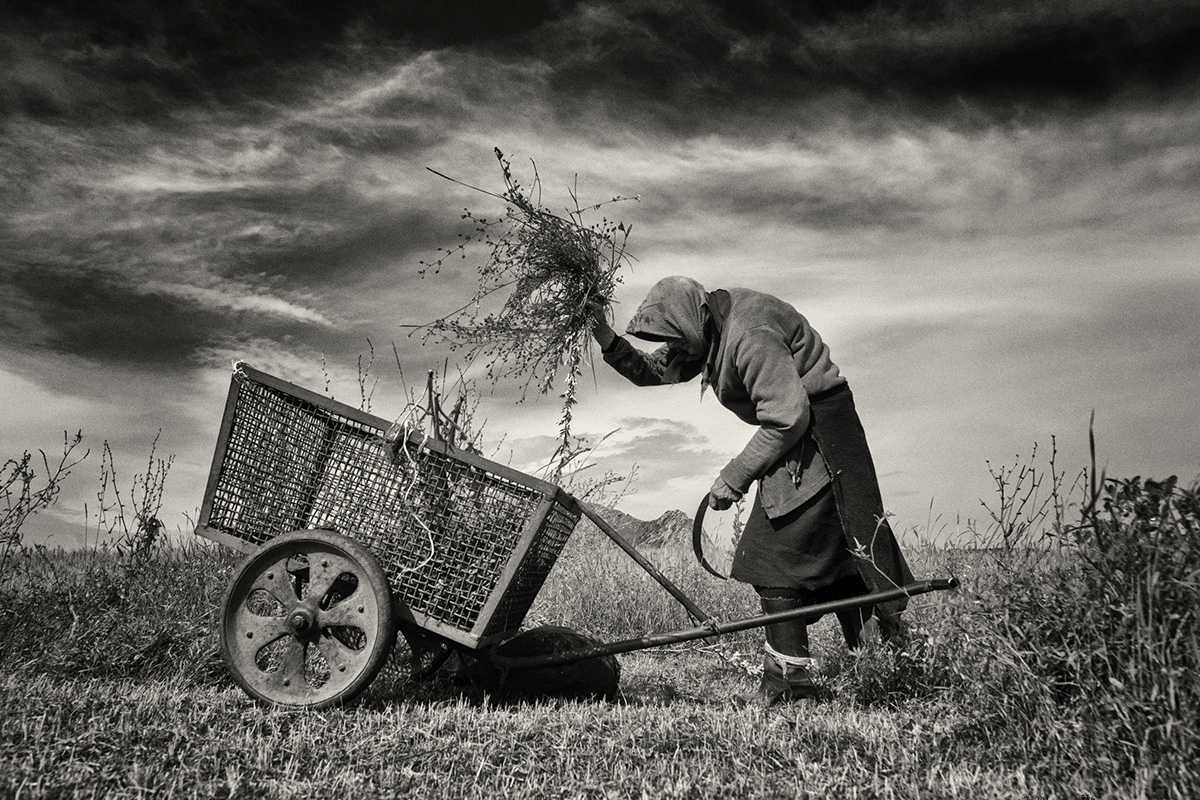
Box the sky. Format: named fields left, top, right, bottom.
left=3, top=0, right=1199, bottom=549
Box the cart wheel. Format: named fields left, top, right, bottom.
left=487, top=626, right=621, bottom=702
left=219, top=529, right=395, bottom=710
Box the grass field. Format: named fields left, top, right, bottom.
left=1, top=467, right=1197, bottom=798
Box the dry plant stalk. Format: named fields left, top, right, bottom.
left=91, top=432, right=174, bottom=561
left=1, top=431, right=88, bottom=570
left=411, top=148, right=637, bottom=479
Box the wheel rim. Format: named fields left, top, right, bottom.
left=222, top=538, right=387, bottom=707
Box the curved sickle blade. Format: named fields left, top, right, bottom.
left=693, top=494, right=728, bottom=580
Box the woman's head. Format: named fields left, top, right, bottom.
left=622, top=276, right=709, bottom=383
left=625, top=276, right=708, bottom=358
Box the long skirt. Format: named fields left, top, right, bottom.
left=728, top=383, right=914, bottom=615
left=730, top=483, right=857, bottom=589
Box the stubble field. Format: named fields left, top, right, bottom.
left=2, top=471, right=1196, bottom=800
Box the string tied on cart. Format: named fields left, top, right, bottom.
left=383, top=405, right=438, bottom=574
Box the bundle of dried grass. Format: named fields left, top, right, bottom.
left=411, top=149, right=637, bottom=476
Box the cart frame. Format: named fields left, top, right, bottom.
left=195, top=363, right=581, bottom=649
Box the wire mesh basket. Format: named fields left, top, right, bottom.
left=195, top=363, right=581, bottom=648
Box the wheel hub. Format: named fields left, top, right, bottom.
left=288, top=608, right=315, bottom=635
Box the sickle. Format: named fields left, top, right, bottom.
left=692, top=494, right=728, bottom=580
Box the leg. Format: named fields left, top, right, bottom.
left=822, top=572, right=908, bottom=649
left=755, top=587, right=829, bottom=705
left=874, top=606, right=910, bottom=646
left=836, top=605, right=868, bottom=650
left=820, top=573, right=872, bottom=650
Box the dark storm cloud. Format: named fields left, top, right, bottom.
left=286, top=119, right=446, bottom=158
left=639, top=169, right=928, bottom=232
left=156, top=184, right=463, bottom=287
left=2, top=1, right=571, bottom=121
left=530, top=0, right=1200, bottom=130
left=246, top=206, right=466, bottom=285
left=1, top=264, right=219, bottom=368
left=9, top=1, right=1200, bottom=129
left=0, top=34, right=537, bottom=404
left=0, top=262, right=350, bottom=371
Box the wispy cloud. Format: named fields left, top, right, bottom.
left=141, top=281, right=332, bottom=326
left=604, top=418, right=723, bottom=473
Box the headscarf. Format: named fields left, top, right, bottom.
left=625, top=276, right=708, bottom=358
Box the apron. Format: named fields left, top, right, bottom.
left=729, top=383, right=914, bottom=614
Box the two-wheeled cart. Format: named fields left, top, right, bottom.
left=196, top=364, right=957, bottom=709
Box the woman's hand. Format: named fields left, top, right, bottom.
left=588, top=297, right=617, bottom=350
left=708, top=475, right=743, bottom=510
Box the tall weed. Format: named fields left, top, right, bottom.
left=0, top=431, right=87, bottom=571
left=0, top=434, right=233, bottom=682
left=834, top=436, right=1199, bottom=796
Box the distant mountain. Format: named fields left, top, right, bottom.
left=580, top=504, right=722, bottom=553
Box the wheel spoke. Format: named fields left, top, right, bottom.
left=305, top=553, right=358, bottom=607
left=319, top=598, right=373, bottom=627
left=316, top=632, right=370, bottom=686
left=262, top=639, right=305, bottom=689
left=247, top=554, right=298, bottom=607
left=234, top=609, right=291, bottom=645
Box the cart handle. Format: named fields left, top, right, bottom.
left=490, top=577, right=961, bottom=670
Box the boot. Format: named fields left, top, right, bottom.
left=856, top=611, right=909, bottom=649
left=757, top=595, right=830, bottom=705
left=875, top=609, right=910, bottom=647
left=759, top=649, right=830, bottom=705
left=836, top=606, right=868, bottom=650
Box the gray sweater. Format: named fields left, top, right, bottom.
left=603, top=287, right=846, bottom=518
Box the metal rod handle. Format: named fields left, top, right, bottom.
left=490, top=578, right=960, bottom=670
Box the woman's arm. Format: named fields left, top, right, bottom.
left=592, top=318, right=618, bottom=351
left=599, top=336, right=672, bottom=386
left=718, top=329, right=811, bottom=494
left=590, top=307, right=694, bottom=387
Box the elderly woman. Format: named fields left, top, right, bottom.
left=591, top=276, right=913, bottom=705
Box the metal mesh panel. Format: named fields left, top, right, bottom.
left=483, top=500, right=580, bottom=636
left=203, top=370, right=576, bottom=637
